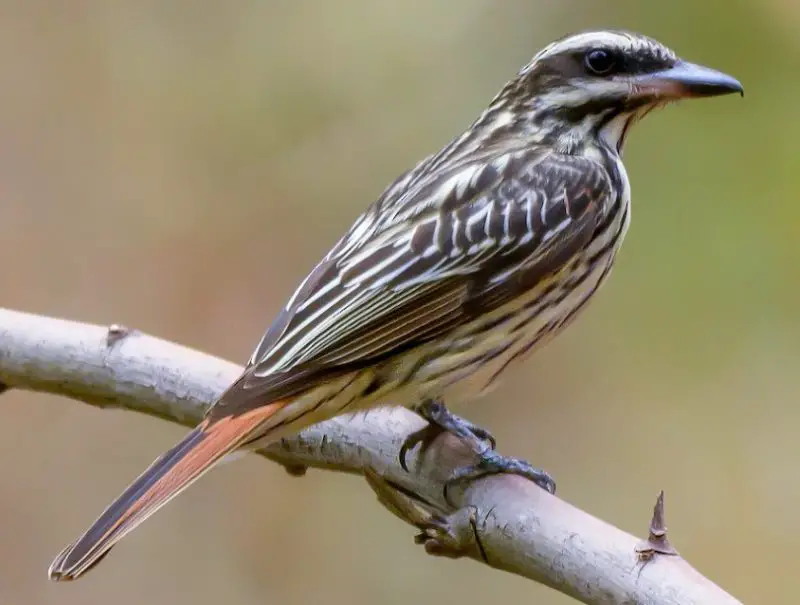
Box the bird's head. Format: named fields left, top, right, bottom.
left=495, top=30, right=743, bottom=154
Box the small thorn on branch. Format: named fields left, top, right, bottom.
left=636, top=490, right=679, bottom=562
left=106, top=324, right=135, bottom=347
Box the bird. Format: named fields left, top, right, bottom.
left=48, top=29, right=742, bottom=582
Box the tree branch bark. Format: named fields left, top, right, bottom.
left=0, top=307, right=742, bottom=604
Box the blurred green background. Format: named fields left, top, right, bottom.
left=1, top=1, right=796, bottom=603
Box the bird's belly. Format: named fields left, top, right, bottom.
left=416, top=257, right=616, bottom=404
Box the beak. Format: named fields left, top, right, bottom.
left=633, top=61, right=744, bottom=99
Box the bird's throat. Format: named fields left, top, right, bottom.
left=598, top=111, right=637, bottom=155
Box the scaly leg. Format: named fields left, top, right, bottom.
left=399, top=399, right=556, bottom=499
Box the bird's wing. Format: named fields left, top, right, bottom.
left=208, top=149, right=614, bottom=418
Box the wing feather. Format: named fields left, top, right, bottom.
left=210, top=149, right=615, bottom=419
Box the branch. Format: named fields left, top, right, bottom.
left=0, top=308, right=741, bottom=604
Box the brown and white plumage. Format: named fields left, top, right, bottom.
left=49, top=30, right=742, bottom=581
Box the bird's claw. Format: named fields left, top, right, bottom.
left=399, top=424, right=443, bottom=472
left=399, top=399, right=554, bottom=503
left=443, top=449, right=556, bottom=505
left=399, top=399, right=496, bottom=472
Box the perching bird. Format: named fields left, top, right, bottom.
left=49, top=30, right=742, bottom=581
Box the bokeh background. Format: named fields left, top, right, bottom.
left=1, top=1, right=796, bottom=603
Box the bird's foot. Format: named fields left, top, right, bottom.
left=398, top=398, right=556, bottom=502
left=399, top=398, right=495, bottom=472
left=445, top=449, right=556, bottom=502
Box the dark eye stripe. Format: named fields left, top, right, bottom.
left=619, top=53, right=676, bottom=74
left=571, top=49, right=674, bottom=76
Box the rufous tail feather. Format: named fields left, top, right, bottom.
left=48, top=402, right=285, bottom=581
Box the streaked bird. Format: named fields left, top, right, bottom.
left=49, top=30, right=742, bottom=581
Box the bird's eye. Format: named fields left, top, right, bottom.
left=584, top=49, right=617, bottom=76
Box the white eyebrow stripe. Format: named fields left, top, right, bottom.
left=531, top=31, right=653, bottom=63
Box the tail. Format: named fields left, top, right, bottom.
left=48, top=402, right=284, bottom=581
